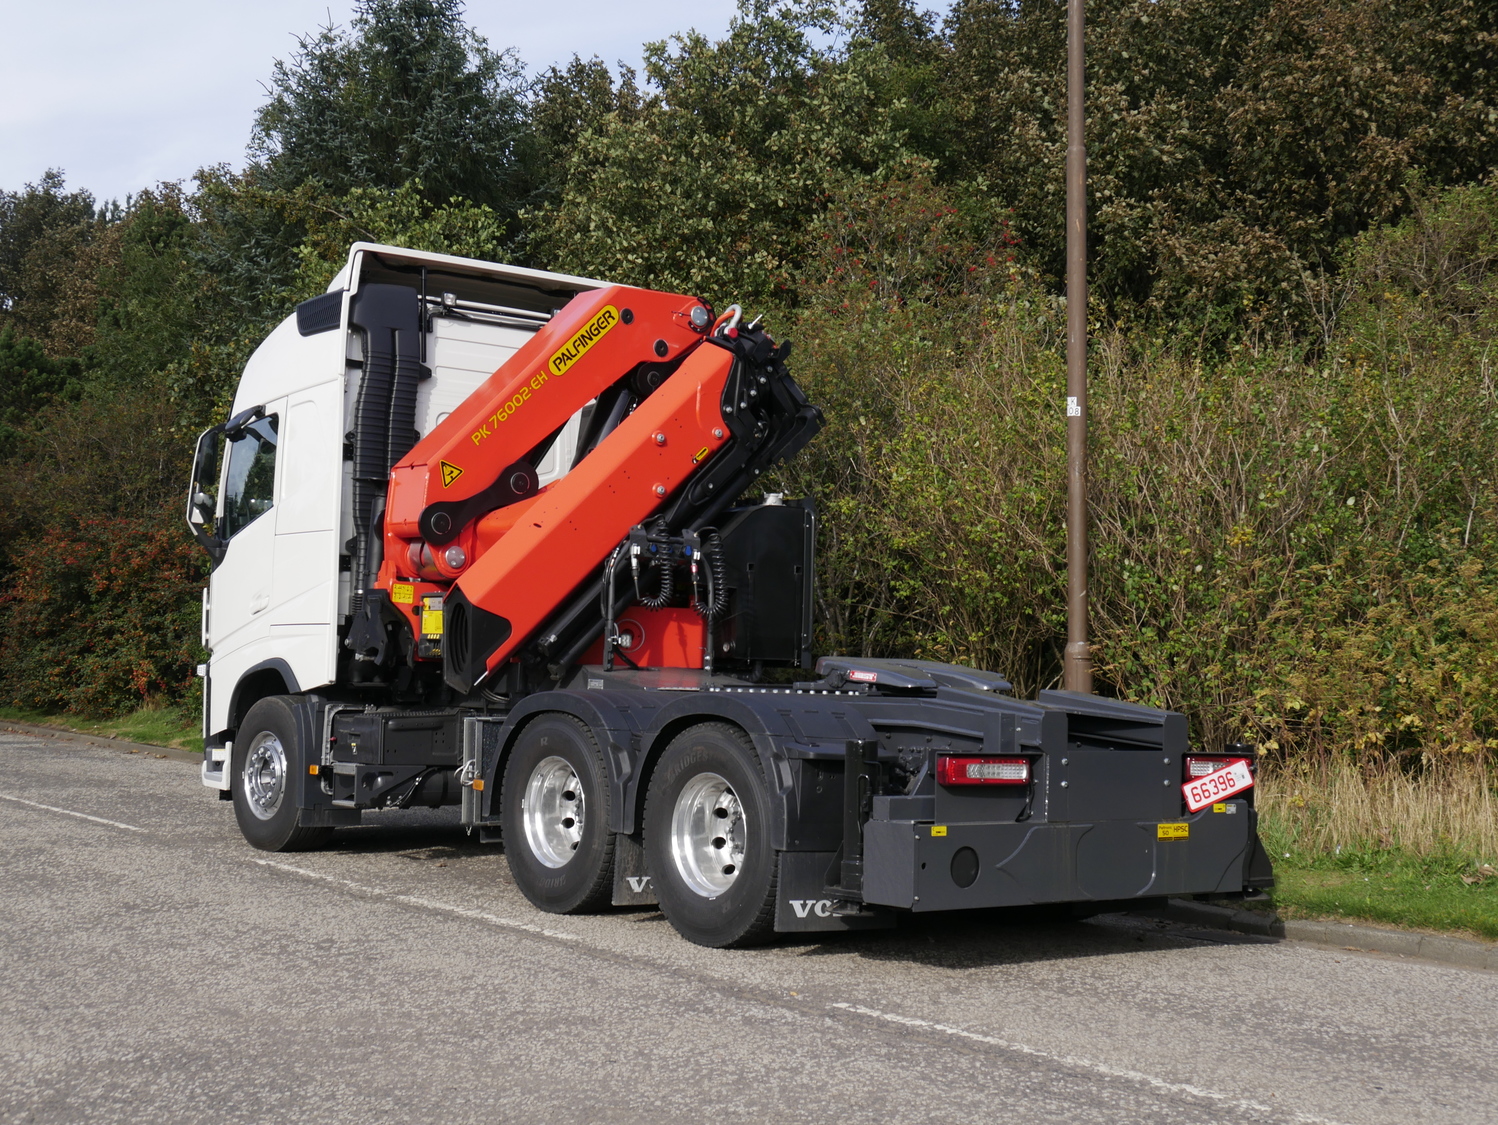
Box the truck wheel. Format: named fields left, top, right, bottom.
left=231, top=696, right=332, bottom=852
left=644, top=723, right=777, bottom=948
left=501, top=714, right=615, bottom=913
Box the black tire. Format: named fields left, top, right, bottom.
left=231, top=696, right=332, bottom=852
left=501, top=714, right=616, bottom=913
left=644, top=722, right=778, bottom=948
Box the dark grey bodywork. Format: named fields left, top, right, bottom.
left=276, top=656, right=1270, bottom=934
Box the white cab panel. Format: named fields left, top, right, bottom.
left=231, top=311, right=343, bottom=416
left=419, top=315, right=534, bottom=436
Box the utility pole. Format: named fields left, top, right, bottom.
left=1064, top=0, right=1093, bottom=693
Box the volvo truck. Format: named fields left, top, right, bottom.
left=186, top=242, right=1273, bottom=947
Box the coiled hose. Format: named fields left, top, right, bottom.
left=693, top=530, right=728, bottom=618
left=637, top=553, right=675, bottom=608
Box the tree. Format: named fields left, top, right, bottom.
left=937, top=0, right=1498, bottom=334
left=526, top=2, right=916, bottom=307
left=0, top=330, right=82, bottom=458
left=0, top=170, right=112, bottom=356
left=249, top=0, right=532, bottom=224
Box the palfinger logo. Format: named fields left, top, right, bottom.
left=549, top=305, right=620, bottom=377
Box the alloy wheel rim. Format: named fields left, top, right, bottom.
left=522, top=755, right=585, bottom=868
left=243, top=732, right=287, bottom=821
left=669, top=772, right=745, bottom=898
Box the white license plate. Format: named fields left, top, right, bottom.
left=1182, top=759, right=1254, bottom=812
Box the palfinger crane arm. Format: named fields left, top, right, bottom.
left=350, top=282, right=820, bottom=693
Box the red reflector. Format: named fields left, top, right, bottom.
left=936, top=756, right=1030, bottom=786
left=1184, top=755, right=1237, bottom=779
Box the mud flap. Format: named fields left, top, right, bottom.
left=1244, top=807, right=1276, bottom=890
left=612, top=833, right=657, bottom=906
left=773, top=851, right=895, bottom=933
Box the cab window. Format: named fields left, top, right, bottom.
left=221, top=415, right=278, bottom=538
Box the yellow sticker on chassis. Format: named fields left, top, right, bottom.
left=1157, top=822, right=1189, bottom=840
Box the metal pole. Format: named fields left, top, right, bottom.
left=1064, top=0, right=1092, bottom=693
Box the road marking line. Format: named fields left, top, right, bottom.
left=0, top=793, right=145, bottom=832
left=250, top=858, right=581, bottom=941
left=246, top=857, right=1336, bottom=1124
left=829, top=1003, right=1346, bottom=1125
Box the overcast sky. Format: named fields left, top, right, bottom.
left=0, top=0, right=771, bottom=205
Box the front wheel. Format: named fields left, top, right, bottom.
left=501, top=714, right=615, bottom=913
left=231, top=696, right=331, bottom=852
left=644, top=723, right=778, bottom=948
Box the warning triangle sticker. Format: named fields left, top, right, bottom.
left=440, top=460, right=464, bottom=488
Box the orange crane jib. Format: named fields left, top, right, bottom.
left=378, top=282, right=819, bottom=692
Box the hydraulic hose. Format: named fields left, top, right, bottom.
left=693, top=530, right=728, bottom=619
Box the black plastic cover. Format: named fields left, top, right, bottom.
left=296, top=291, right=344, bottom=336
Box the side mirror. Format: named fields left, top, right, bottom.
left=188, top=492, right=214, bottom=526
left=223, top=403, right=266, bottom=439
left=186, top=426, right=226, bottom=563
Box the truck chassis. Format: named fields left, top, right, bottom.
left=187, top=243, right=1272, bottom=947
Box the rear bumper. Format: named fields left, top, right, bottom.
left=862, top=800, right=1256, bottom=912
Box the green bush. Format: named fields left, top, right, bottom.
left=784, top=175, right=1498, bottom=768
left=0, top=517, right=204, bottom=715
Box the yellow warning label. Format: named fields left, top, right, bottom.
left=440, top=460, right=464, bottom=488
left=1157, top=823, right=1190, bottom=840
left=1213, top=803, right=1228, bottom=813
left=421, top=609, right=443, bottom=635
left=548, top=305, right=620, bottom=377
left=931, top=825, right=948, bottom=838
left=390, top=583, right=415, bottom=605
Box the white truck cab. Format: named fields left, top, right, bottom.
left=187, top=243, right=607, bottom=790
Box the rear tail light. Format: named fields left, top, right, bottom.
left=1184, top=755, right=1247, bottom=778
left=936, top=756, right=1030, bottom=786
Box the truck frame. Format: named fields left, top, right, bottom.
left=186, top=243, right=1273, bottom=947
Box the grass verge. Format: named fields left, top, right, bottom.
left=1262, top=850, right=1498, bottom=942
left=0, top=705, right=202, bottom=754
left=1258, top=762, right=1498, bottom=942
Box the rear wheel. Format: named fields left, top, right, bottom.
left=645, top=723, right=777, bottom=948
left=501, top=714, right=615, bottom=913
left=231, top=696, right=332, bottom=852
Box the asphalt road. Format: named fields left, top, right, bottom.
left=2, top=732, right=1495, bottom=1125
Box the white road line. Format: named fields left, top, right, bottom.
left=249, top=855, right=1343, bottom=1122
left=250, top=858, right=581, bottom=941
left=0, top=793, right=146, bottom=833
left=830, top=1003, right=1347, bottom=1125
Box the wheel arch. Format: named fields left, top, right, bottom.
left=480, top=690, right=648, bottom=833
left=227, top=659, right=302, bottom=742
left=631, top=693, right=873, bottom=850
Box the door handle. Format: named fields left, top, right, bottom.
left=250, top=592, right=270, bottom=614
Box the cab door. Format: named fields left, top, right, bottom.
left=267, top=380, right=344, bottom=688
left=207, top=402, right=286, bottom=665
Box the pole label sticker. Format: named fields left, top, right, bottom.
left=549, top=305, right=620, bottom=377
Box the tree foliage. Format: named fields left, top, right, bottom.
left=0, top=0, right=1494, bottom=776
left=526, top=3, right=919, bottom=306
left=250, top=0, right=532, bottom=225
